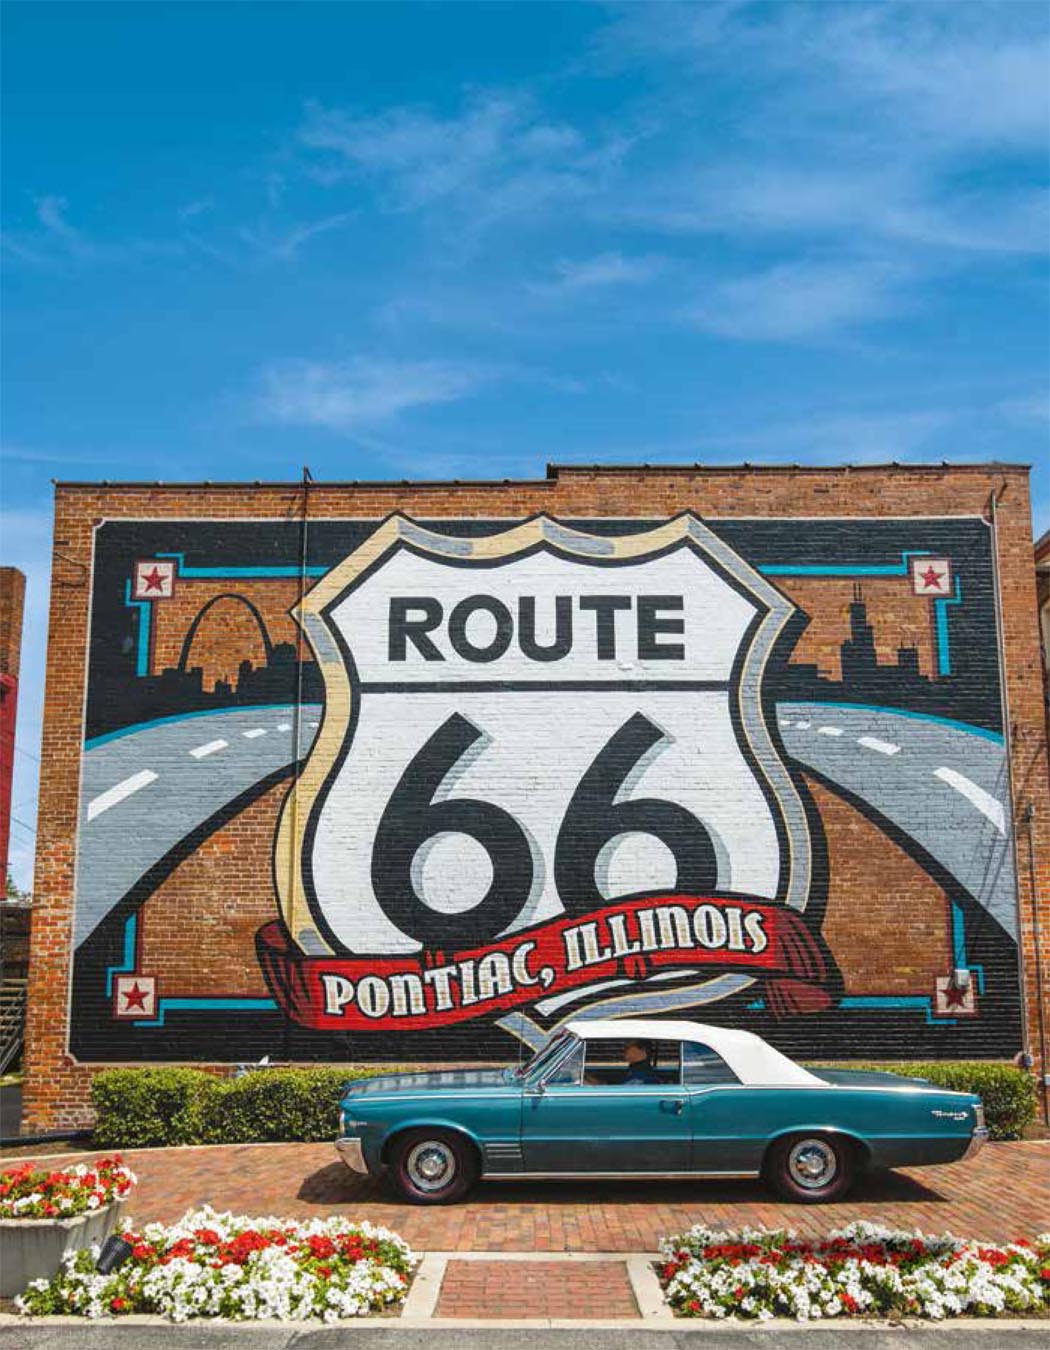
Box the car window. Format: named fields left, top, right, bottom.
left=580, top=1039, right=682, bottom=1086
left=682, top=1041, right=739, bottom=1086
left=519, top=1031, right=571, bottom=1082
left=544, top=1039, right=584, bottom=1086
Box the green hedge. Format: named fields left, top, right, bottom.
left=91, top=1066, right=398, bottom=1149
left=92, top=1059, right=1038, bottom=1149
left=812, top=1061, right=1038, bottom=1141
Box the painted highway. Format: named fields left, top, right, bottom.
left=776, top=702, right=1015, bottom=938
left=75, top=699, right=1014, bottom=949
left=76, top=705, right=322, bottom=947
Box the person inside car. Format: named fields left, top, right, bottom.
left=622, top=1040, right=659, bottom=1084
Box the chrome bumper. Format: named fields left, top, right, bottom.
left=335, top=1136, right=367, bottom=1173
left=962, top=1126, right=989, bottom=1160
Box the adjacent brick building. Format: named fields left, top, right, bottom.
left=22, top=464, right=1050, bottom=1131
left=0, top=566, right=26, bottom=888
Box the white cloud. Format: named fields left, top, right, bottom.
left=236, top=212, right=354, bottom=263
left=297, top=93, right=632, bottom=239
left=621, top=166, right=1048, bottom=258
left=996, top=392, right=1050, bottom=426
left=178, top=198, right=214, bottom=220
left=531, top=251, right=666, bottom=295
left=689, top=259, right=910, bottom=341
left=598, top=2, right=1049, bottom=152
left=590, top=3, right=1049, bottom=267
left=254, top=356, right=494, bottom=432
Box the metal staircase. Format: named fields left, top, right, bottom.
left=0, top=978, right=27, bottom=1076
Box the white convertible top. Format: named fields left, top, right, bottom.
left=564, top=1018, right=825, bottom=1087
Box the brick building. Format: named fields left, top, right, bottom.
left=22, top=464, right=1050, bottom=1131
left=0, top=566, right=26, bottom=886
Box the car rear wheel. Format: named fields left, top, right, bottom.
left=387, top=1128, right=479, bottom=1205
left=765, top=1133, right=854, bottom=1203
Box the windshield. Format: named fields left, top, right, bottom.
left=513, top=1030, right=574, bottom=1081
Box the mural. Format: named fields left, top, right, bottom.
left=71, top=514, right=1022, bottom=1063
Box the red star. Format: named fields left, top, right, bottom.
left=140, top=567, right=166, bottom=593
left=122, top=982, right=150, bottom=1011
left=942, top=981, right=969, bottom=1009
left=919, top=565, right=944, bottom=590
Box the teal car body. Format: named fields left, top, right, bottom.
left=335, top=1019, right=987, bottom=1203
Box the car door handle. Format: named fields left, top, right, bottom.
left=664, top=1099, right=685, bottom=1114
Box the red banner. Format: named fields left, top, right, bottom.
left=257, top=893, right=831, bottom=1030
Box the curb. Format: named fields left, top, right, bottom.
left=1, top=1312, right=1047, bottom=1331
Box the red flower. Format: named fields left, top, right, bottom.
left=110, top=1297, right=128, bottom=1312
left=840, top=1292, right=858, bottom=1313
left=316, top=1265, right=331, bottom=1279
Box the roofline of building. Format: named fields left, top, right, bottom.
left=1036, top=528, right=1050, bottom=566
left=51, top=460, right=1033, bottom=489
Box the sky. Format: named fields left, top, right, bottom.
left=1, top=0, right=1048, bottom=889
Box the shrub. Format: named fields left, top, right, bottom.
left=196, top=1068, right=381, bottom=1145
left=91, top=1066, right=397, bottom=1149
left=91, top=1068, right=215, bottom=1148
left=815, top=1061, right=1038, bottom=1141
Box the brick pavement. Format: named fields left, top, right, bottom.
left=435, top=1259, right=638, bottom=1318
left=3, top=1139, right=1047, bottom=1249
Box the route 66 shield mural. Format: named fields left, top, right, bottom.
left=256, top=514, right=835, bottom=1045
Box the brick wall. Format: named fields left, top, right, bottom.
left=22, top=465, right=1050, bottom=1131
left=0, top=566, right=26, bottom=885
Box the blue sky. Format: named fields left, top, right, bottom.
left=2, top=1, right=1048, bottom=887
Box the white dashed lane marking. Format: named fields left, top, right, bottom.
left=276, top=722, right=292, bottom=732
left=857, top=735, right=901, bottom=757
left=933, top=766, right=1006, bottom=835
left=243, top=728, right=267, bottom=739
left=189, top=739, right=228, bottom=760
left=87, top=770, right=158, bottom=822
left=793, top=720, right=811, bottom=729
left=817, top=725, right=843, bottom=737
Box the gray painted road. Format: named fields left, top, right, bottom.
left=76, top=705, right=321, bottom=948
left=74, top=700, right=1014, bottom=949
left=778, top=702, right=1015, bottom=938
left=2, top=1322, right=1047, bottom=1348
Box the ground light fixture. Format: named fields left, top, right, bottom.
left=95, top=1234, right=133, bottom=1274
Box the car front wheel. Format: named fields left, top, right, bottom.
left=387, top=1129, right=479, bottom=1205
left=765, top=1133, right=854, bottom=1203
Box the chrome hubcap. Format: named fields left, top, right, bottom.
left=407, top=1140, right=455, bottom=1192
left=788, top=1139, right=837, bottom=1189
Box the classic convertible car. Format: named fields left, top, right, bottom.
left=335, top=1019, right=987, bottom=1204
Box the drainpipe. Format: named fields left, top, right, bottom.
left=283, top=466, right=312, bottom=1062
left=988, top=486, right=1046, bottom=1121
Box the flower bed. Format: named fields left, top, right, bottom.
left=15, top=1205, right=415, bottom=1322
left=0, top=1157, right=136, bottom=1219
left=659, top=1221, right=1050, bottom=1321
